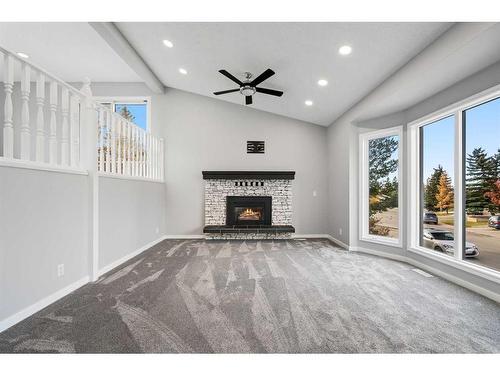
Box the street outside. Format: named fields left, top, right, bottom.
left=373, top=208, right=500, bottom=271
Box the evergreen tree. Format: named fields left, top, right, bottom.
left=368, top=136, right=398, bottom=215
left=424, top=165, right=444, bottom=211
left=119, top=106, right=136, bottom=123
left=435, top=172, right=453, bottom=214
left=466, top=147, right=497, bottom=214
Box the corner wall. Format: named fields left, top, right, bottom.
left=98, top=177, right=166, bottom=273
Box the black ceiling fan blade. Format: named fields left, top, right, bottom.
left=245, top=95, right=253, bottom=105
left=218, top=70, right=243, bottom=85
left=256, top=87, right=284, bottom=97
left=250, top=68, right=275, bottom=86
left=213, top=88, right=240, bottom=95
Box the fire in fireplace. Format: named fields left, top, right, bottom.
left=226, top=196, right=272, bottom=226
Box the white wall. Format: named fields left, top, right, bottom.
left=98, top=177, right=166, bottom=271
left=0, top=167, right=89, bottom=322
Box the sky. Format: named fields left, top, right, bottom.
left=115, top=103, right=148, bottom=130
left=422, top=97, right=500, bottom=182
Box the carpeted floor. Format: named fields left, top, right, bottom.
left=0, top=239, right=499, bottom=353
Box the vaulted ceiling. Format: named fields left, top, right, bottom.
left=6, top=22, right=499, bottom=126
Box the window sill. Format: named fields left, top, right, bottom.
left=98, top=172, right=164, bottom=183
left=0, top=158, right=88, bottom=176
left=360, top=235, right=402, bottom=248
left=408, top=246, right=500, bottom=284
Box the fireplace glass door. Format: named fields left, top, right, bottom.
left=226, top=196, right=272, bottom=226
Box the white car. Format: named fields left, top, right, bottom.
left=422, top=229, right=479, bottom=258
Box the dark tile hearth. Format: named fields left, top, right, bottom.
left=203, top=225, right=295, bottom=234
left=0, top=239, right=499, bottom=353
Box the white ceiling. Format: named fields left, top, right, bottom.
left=0, top=22, right=141, bottom=82
left=0, top=22, right=457, bottom=126
left=116, top=22, right=452, bottom=125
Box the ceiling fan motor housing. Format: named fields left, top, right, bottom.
left=240, top=85, right=256, bottom=96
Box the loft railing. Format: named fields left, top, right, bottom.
left=0, top=46, right=86, bottom=170
left=96, top=104, right=164, bottom=180
left=0, top=45, right=164, bottom=181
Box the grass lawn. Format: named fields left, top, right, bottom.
left=440, top=219, right=488, bottom=228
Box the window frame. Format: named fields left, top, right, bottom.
left=95, top=96, right=151, bottom=133
left=359, top=126, right=404, bottom=248
left=408, top=84, right=500, bottom=283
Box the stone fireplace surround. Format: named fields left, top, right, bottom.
left=202, top=171, right=295, bottom=239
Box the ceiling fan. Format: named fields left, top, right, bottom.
left=213, top=68, right=283, bottom=105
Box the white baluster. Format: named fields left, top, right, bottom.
left=160, top=138, right=164, bottom=181
left=3, top=54, right=14, bottom=159
left=139, top=130, right=144, bottom=177
left=110, top=114, right=116, bottom=173
left=133, top=126, right=138, bottom=177
left=106, top=110, right=111, bottom=173
left=98, top=108, right=104, bottom=172
left=146, top=132, right=151, bottom=178
left=153, top=137, right=158, bottom=180
left=35, top=72, right=45, bottom=162
left=61, top=88, right=69, bottom=166
left=70, top=94, right=80, bottom=167
left=49, top=81, right=58, bottom=165
left=126, top=122, right=131, bottom=176
left=20, top=63, right=31, bottom=160
left=117, top=118, right=122, bottom=174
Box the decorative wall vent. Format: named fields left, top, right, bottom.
left=247, top=141, right=265, bottom=154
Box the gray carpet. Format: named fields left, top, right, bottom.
left=0, top=239, right=499, bottom=353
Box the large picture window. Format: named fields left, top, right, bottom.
left=409, top=86, right=500, bottom=279
left=420, top=116, right=456, bottom=258
left=463, top=97, right=500, bottom=272
left=360, top=127, right=402, bottom=246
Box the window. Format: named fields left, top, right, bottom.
left=360, top=126, right=403, bottom=246
left=409, top=86, right=500, bottom=279
left=420, top=116, right=455, bottom=258
left=99, top=98, right=150, bottom=131
left=463, top=97, right=500, bottom=272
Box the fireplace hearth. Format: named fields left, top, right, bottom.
left=226, top=196, right=272, bottom=226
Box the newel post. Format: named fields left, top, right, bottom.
left=80, top=78, right=100, bottom=281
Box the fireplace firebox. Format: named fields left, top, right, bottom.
left=226, top=196, right=272, bottom=226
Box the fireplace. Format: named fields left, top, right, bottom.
left=226, top=196, right=272, bottom=226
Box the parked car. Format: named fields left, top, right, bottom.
left=488, top=215, right=500, bottom=229
left=423, top=212, right=438, bottom=224
left=422, top=228, right=479, bottom=258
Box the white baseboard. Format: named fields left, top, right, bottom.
left=0, top=276, right=90, bottom=334
left=97, top=236, right=167, bottom=277
left=352, top=246, right=500, bottom=303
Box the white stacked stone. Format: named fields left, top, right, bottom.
left=204, top=179, right=292, bottom=226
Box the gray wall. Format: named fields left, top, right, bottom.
left=91, top=84, right=330, bottom=235
left=0, top=167, right=89, bottom=321
left=339, top=60, right=500, bottom=299
left=99, top=177, right=166, bottom=269
left=157, top=89, right=329, bottom=235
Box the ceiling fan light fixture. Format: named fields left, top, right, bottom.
left=240, top=86, right=256, bottom=97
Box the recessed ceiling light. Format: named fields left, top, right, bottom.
left=179, top=68, right=187, bottom=75
left=305, top=100, right=313, bottom=106
left=318, top=79, right=328, bottom=86
left=163, top=39, right=173, bottom=48
left=338, top=45, right=352, bottom=56
left=17, top=52, right=29, bottom=59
